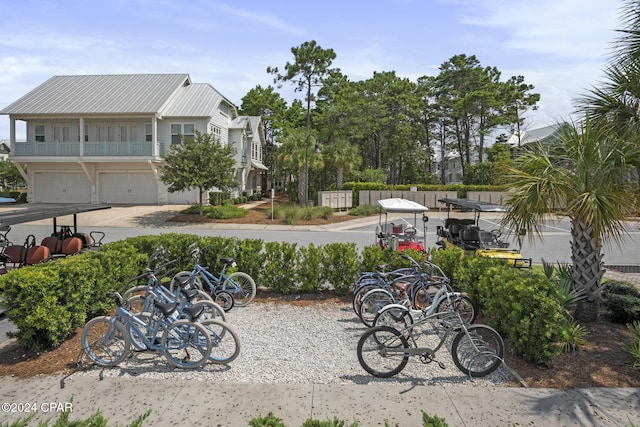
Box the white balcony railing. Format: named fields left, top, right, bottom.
left=12, top=141, right=167, bottom=157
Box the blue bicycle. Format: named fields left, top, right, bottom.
left=170, top=244, right=256, bottom=308
left=81, top=292, right=213, bottom=369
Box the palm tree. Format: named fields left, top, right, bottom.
left=275, top=128, right=324, bottom=204
left=501, top=118, right=639, bottom=321
left=324, top=139, right=361, bottom=190
left=576, top=0, right=640, bottom=187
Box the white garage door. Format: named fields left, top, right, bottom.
left=99, top=173, right=157, bottom=204
left=34, top=173, right=91, bottom=203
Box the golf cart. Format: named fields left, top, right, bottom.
left=435, top=198, right=531, bottom=268
left=375, top=198, right=429, bottom=252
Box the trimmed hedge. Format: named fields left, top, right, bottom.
left=0, top=233, right=588, bottom=366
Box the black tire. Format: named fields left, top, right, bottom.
left=437, top=295, right=477, bottom=325
left=357, top=325, right=409, bottom=378
left=358, top=289, right=395, bottom=327
left=81, top=316, right=130, bottom=367
left=451, top=324, right=504, bottom=377
left=214, top=290, right=235, bottom=312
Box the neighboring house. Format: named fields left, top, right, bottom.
left=433, top=150, right=464, bottom=184
left=0, top=73, right=266, bottom=204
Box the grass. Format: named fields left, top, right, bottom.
left=183, top=204, right=248, bottom=219
left=271, top=203, right=334, bottom=225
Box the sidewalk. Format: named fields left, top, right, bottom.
left=0, top=374, right=638, bottom=426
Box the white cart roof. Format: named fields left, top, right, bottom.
left=377, top=198, right=429, bottom=213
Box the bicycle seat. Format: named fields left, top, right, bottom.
left=154, top=301, right=178, bottom=317
left=221, top=257, right=235, bottom=265
left=183, top=304, right=206, bottom=321
left=180, top=288, right=200, bottom=300
left=173, top=275, right=192, bottom=288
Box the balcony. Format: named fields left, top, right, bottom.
left=11, top=141, right=167, bottom=157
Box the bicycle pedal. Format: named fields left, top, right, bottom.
left=438, top=361, right=446, bottom=370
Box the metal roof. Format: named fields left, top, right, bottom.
left=0, top=74, right=191, bottom=115
left=161, top=83, right=229, bottom=117
left=438, top=198, right=508, bottom=212
left=377, top=198, right=429, bottom=213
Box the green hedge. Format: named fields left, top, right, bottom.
left=0, top=234, right=361, bottom=350
left=0, top=233, right=578, bottom=366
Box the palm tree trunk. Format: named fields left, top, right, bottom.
left=337, top=166, right=344, bottom=190
left=571, top=219, right=605, bottom=322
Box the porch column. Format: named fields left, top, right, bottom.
left=152, top=115, right=158, bottom=156
left=79, top=117, right=84, bottom=156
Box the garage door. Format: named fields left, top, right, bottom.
left=99, top=173, right=157, bottom=204
left=34, top=173, right=91, bottom=203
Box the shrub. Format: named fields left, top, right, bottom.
left=625, top=320, right=640, bottom=367
left=348, top=204, right=382, bottom=216
left=478, top=266, right=568, bottom=364
left=323, top=243, right=361, bottom=294
left=602, top=280, right=640, bottom=323
left=203, top=204, right=248, bottom=219
left=262, top=241, right=300, bottom=293
left=274, top=203, right=302, bottom=224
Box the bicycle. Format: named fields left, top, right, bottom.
left=373, top=281, right=476, bottom=331
left=170, top=244, right=256, bottom=308
left=120, top=249, right=226, bottom=322
left=82, top=292, right=213, bottom=369
left=356, top=308, right=504, bottom=379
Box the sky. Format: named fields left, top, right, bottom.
left=0, top=0, right=623, bottom=140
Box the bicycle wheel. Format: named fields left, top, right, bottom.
left=356, top=325, right=409, bottom=378
left=438, top=295, right=477, bottom=325
left=359, top=289, right=395, bottom=327
left=222, top=272, right=256, bottom=307
left=373, top=305, right=413, bottom=331
left=214, top=290, right=235, bottom=312
left=162, top=319, right=212, bottom=369
left=411, top=285, right=437, bottom=310
left=122, top=285, right=148, bottom=301
left=127, top=294, right=152, bottom=315
left=200, top=319, right=241, bottom=363
left=352, top=283, right=379, bottom=317
left=451, top=324, right=504, bottom=377
left=81, top=316, right=131, bottom=367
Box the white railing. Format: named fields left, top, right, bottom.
left=12, top=141, right=166, bottom=157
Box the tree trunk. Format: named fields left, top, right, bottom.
left=298, top=167, right=305, bottom=205
left=571, top=219, right=605, bottom=322
left=336, top=165, right=344, bottom=190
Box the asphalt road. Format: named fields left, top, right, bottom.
left=4, top=213, right=640, bottom=266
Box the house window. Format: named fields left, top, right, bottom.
left=210, top=125, right=222, bottom=140
left=171, top=123, right=195, bottom=144
left=120, top=126, right=128, bottom=142
left=146, top=124, right=153, bottom=142
left=35, top=125, right=45, bottom=142
left=218, top=102, right=230, bottom=117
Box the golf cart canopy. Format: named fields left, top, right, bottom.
left=377, top=198, right=429, bottom=213
left=438, top=198, right=508, bottom=213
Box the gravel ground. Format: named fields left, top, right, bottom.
left=79, top=301, right=515, bottom=387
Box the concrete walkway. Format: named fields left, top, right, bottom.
left=0, top=374, right=638, bottom=426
